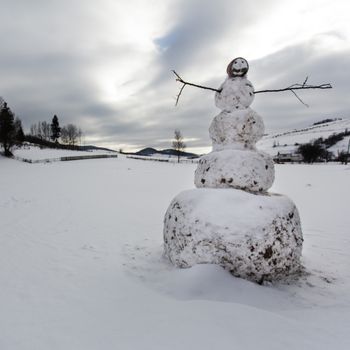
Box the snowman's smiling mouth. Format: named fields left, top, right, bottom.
left=232, top=67, right=248, bottom=76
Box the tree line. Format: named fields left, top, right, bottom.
left=0, top=97, right=83, bottom=157
left=29, top=117, right=82, bottom=146
left=297, top=129, right=350, bottom=163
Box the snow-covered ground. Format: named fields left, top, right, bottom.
left=13, top=144, right=116, bottom=161
left=0, top=152, right=349, bottom=350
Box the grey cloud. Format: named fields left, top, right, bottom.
left=151, top=0, right=277, bottom=90
left=251, top=41, right=350, bottom=132
left=0, top=1, right=349, bottom=152
left=0, top=40, right=142, bottom=135
left=155, top=0, right=276, bottom=67
left=155, top=0, right=233, bottom=69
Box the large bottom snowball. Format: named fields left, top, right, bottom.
left=163, top=188, right=303, bottom=283
left=194, top=149, right=275, bottom=192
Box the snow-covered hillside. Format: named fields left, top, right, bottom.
left=258, top=118, right=350, bottom=156
left=0, top=153, right=349, bottom=349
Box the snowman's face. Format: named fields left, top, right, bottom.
left=227, top=57, right=249, bottom=77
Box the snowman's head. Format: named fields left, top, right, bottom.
left=226, top=57, right=249, bottom=78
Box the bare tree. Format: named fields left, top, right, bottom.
left=37, top=121, right=43, bottom=139
left=61, top=124, right=79, bottom=146
left=41, top=121, right=51, bottom=141
left=77, top=128, right=83, bottom=146
left=172, top=129, right=186, bottom=163
left=29, top=121, right=51, bottom=140
left=30, top=123, right=37, bottom=137
left=60, top=126, right=68, bottom=144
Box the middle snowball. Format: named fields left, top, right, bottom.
left=195, top=149, right=275, bottom=192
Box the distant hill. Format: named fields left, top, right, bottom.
left=312, top=118, right=342, bottom=126
left=129, top=147, right=199, bottom=158
left=79, top=145, right=117, bottom=152
left=258, top=118, right=350, bottom=157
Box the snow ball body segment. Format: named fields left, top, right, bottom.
left=163, top=188, right=303, bottom=283
left=194, top=149, right=275, bottom=192
left=215, top=57, right=254, bottom=111
left=209, top=108, right=265, bottom=151
left=215, top=77, right=255, bottom=111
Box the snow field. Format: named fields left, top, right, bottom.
left=0, top=154, right=349, bottom=349
left=13, top=144, right=116, bottom=161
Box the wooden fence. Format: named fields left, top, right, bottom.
left=126, top=155, right=199, bottom=164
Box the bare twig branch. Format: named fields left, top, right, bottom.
left=254, top=79, right=332, bottom=107
left=172, top=70, right=332, bottom=107
left=290, top=89, right=309, bottom=107
left=175, top=83, right=186, bottom=106
left=172, top=70, right=220, bottom=106
left=302, top=76, right=308, bottom=87
left=254, top=83, right=332, bottom=94
left=172, top=70, right=220, bottom=92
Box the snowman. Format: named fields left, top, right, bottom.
left=195, top=57, right=274, bottom=192
left=163, top=58, right=304, bottom=283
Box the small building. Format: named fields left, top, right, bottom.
left=273, top=152, right=303, bottom=163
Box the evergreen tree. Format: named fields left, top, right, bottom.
left=50, top=115, right=61, bottom=142
left=0, top=101, right=16, bottom=156
left=14, top=118, right=25, bottom=145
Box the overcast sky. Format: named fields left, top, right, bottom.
left=1, top=0, right=349, bottom=152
